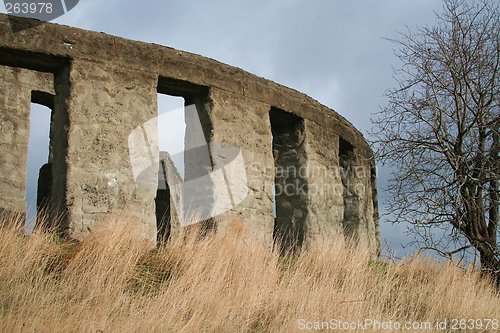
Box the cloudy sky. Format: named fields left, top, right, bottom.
left=3, top=0, right=448, bottom=258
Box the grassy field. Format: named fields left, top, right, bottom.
left=0, top=215, right=498, bottom=333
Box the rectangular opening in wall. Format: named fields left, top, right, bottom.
left=26, top=91, right=54, bottom=233
left=270, top=107, right=308, bottom=253
left=339, top=137, right=358, bottom=239
left=155, top=91, right=185, bottom=243
left=157, top=93, right=185, bottom=178
left=157, top=77, right=213, bottom=238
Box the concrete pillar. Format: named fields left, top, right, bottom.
left=194, top=88, right=275, bottom=243
left=60, top=60, right=158, bottom=243
left=303, top=120, right=345, bottom=244
left=0, top=66, right=54, bottom=218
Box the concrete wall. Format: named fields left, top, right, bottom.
left=0, top=14, right=379, bottom=254
left=0, top=65, right=54, bottom=215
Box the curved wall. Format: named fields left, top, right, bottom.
left=0, top=14, right=379, bottom=253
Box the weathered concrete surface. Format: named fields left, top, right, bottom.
left=0, top=65, right=54, bottom=214
left=63, top=61, right=158, bottom=242
left=270, top=108, right=308, bottom=252
left=156, top=151, right=183, bottom=242
left=0, top=14, right=379, bottom=254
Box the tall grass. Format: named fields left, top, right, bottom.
left=0, top=214, right=498, bottom=332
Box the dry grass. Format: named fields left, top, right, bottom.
left=0, top=215, right=498, bottom=333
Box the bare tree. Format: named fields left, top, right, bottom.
left=371, top=0, right=499, bottom=281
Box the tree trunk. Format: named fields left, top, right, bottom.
left=478, top=243, right=500, bottom=287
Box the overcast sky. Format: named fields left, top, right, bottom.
left=3, top=0, right=448, bottom=258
